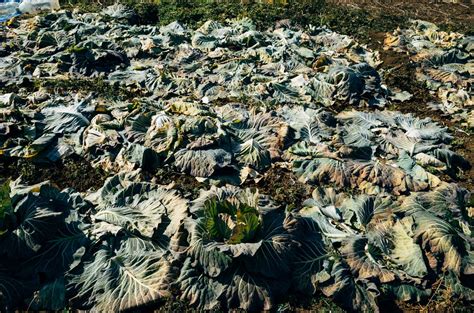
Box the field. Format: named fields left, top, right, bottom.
left=0, top=0, right=472, bottom=312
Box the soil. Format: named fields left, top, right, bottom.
left=0, top=155, right=106, bottom=192
left=328, top=0, right=473, bottom=34
left=249, top=165, right=313, bottom=210
left=145, top=165, right=312, bottom=211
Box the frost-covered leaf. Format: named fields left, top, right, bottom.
left=412, top=211, right=467, bottom=274
left=382, top=284, right=431, bottom=303
left=93, top=174, right=188, bottom=248
left=388, top=218, right=428, bottom=278
left=318, top=259, right=380, bottom=312
left=175, top=148, right=232, bottom=177
left=41, top=96, right=94, bottom=134
left=69, top=240, right=175, bottom=311
left=301, top=187, right=344, bottom=221
left=294, top=158, right=348, bottom=186
left=341, top=237, right=396, bottom=283
left=177, top=258, right=224, bottom=310
left=292, top=218, right=328, bottom=294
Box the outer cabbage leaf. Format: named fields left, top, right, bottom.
left=174, top=148, right=232, bottom=177
left=41, top=96, right=94, bottom=134
left=340, top=236, right=396, bottom=283
left=388, top=218, right=428, bottom=278
left=69, top=240, right=176, bottom=312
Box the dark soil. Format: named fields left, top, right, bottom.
left=0, top=155, right=106, bottom=192
left=145, top=165, right=312, bottom=211
left=147, top=167, right=207, bottom=199
left=251, top=166, right=312, bottom=211
left=329, top=0, right=473, bottom=36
